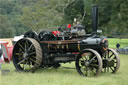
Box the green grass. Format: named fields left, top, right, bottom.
left=0, top=38, right=128, bottom=85
left=1, top=54, right=128, bottom=85
left=108, top=38, right=128, bottom=48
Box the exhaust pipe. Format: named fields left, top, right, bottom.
left=92, top=6, right=98, bottom=34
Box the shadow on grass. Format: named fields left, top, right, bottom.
left=1, top=62, right=122, bottom=78
left=36, top=66, right=77, bottom=75
left=35, top=66, right=119, bottom=78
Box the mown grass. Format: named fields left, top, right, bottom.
left=0, top=38, right=128, bottom=85
left=108, top=38, right=128, bottom=48
left=0, top=54, right=128, bottom=85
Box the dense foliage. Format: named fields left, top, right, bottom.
left=0, top=0, right=128, bottom=38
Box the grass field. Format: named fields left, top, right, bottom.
left=0, top=54, right=128, bottom=85
left=0, top=38, right=128, bottom=85
left=108, top=38, right=128, bottom=48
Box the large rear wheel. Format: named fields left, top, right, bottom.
left=13, top=38, right=42, bottom=72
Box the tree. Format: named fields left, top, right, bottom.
left=20, top=0, right=64, bottom=31
left=0, top=0, right=28, bottom=37
left=107, top=0, right=128, bottom=37
left=0, top=0, right=128, bottom=38
left=0, top=15, right=14, bottom=38
left=63, top=0, right=85, bottom=24
left=0, top=0, right=15, bottom=14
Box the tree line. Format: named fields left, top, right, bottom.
left=0, top=0, right=128, bottom=38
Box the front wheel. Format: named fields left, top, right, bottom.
left=102, top=48, right=120, bottom=73
left=75, top=49, right=102, bottom=77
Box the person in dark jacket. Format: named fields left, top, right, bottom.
left=116, top=43, right=120, bottom=49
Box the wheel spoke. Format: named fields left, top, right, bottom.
left=18, top=57, right=24, bottom=60
left=80, top=65, right=85, bottom=69
left=19, top=48, right=24, bottom=53
left=81, top=57, right=85, bottom=61
left=107, top=51, right=109, bottom=58
left=29, top=60, right=32, bottom=68
left=86, top=67, right=88, bottom=76
left=29, top=52, right=36, bottom=56
left=18, top=43, right=25, bottom=52
left=16, top=53, right=23, bottom=56
left=110, top=67, right=114, bottom=72
left=109, top=56, right=116, bottom=61
left=89, top=56, right=96, bottom=64
left=81, top=53, right=88, bottom=60
left=28, top=44, right=34, bottom=51
left=104, top=67, right=106, bottom=72
left=107, top=67, right=109, bottom=72
left=17, top=58, right=26, bottom=65
left=81, top=67, right=87, bottom=76
left=29, top=58, right=40, bottom=65
left=25, top=41, right=28, bottom=52
left=92, top=67, right=98, bottom=75
left=104, top=52, right=107, bottom=59
left=114, top=61, right=117, bottom=63
left=109, top=53, right=114, bottom=58
left=90, top=64, right=99, bottom=67
left=80, top=58, right=86, bottom=64
left=79, top=61, right=83, bottom=67
left=24, top=60, right=28, bottom=70
left=26, top=40, right=29, bottom=49
left=81, top=56, right=86, bottom=61
left=23, top=64, right=24, bottom=69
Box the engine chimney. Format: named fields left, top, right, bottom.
left=92, top=6, right=98, bottom=34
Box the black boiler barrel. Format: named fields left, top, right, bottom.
left=42, top=37, right=105, bottom=52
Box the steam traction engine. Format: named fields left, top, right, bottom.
left=12, top=6, right=120, bottom=77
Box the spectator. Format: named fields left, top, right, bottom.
left=116, top=43, right=120, bottom=49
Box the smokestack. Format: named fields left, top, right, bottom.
left=92, top=6, right=98, bottom=34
